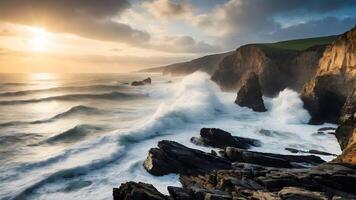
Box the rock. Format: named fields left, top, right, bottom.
left=285, top=148, right=337, bottom=156
left=333, top=90, right=356, bottom=165
left=235, top=72, right=267, bottom=112
left=278, top=187, right=328, bottom=200
left=131, top=77, right=152, bottom=86
left=143, top=140, right=231, bottom=176
left=211, top=44, right=326, bottom=97
left=224, top=147, right=325, bottom=168
left=191, top=128, right=261, bottom=149
left=301, top=27, right=356, bottom=124
left=180, top=163, right=356, bottom=199
left=113, top=182, right=167, bottom=200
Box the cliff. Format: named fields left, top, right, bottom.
left=301, top=26, right=356, bottom=124
left=143, top=51, right=233, bottom=75
left=211, top=44, right=326, bottom=96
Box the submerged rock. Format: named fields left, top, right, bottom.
left=285, top=147, right=337, bottom=156
left=113, top=182, right=167, bottom=200
left=224, top=147, right=325, bottom=168
left=131, top=77, right=152, bottom=86
left=190, top=128, right=261, bottom=149
left=143, top=140, right=231, bottom=176
left=235, top=72, right=267, bottom=112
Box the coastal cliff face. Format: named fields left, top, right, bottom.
left=211, top=44, right=325, bottom=97
left=301, top=27, right=356, bottom=124
left=334, top=90, right=356, bottom=165
left=161, top=52, right=233, bottom=75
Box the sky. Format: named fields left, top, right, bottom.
left=0, top=0, right=355, bottom=73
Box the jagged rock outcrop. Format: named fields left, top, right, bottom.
left=190, top=128, right=261, bottom=149
left=301, top=27, right=356, bottom=124
left=131, top=77, right=152, bottom=86
left=235, top=72, right=266, bottom=112
left=224, top=147, right=325, bottom=168
left=113, top=182, right=167, bottom=200
left=143, top=140, right=231, bottom=176
left=333, top=90, right=356, bottom=165
left=211, top=44, right=326, bottom=96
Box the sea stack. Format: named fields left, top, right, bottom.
left=235, top=72, right=267, bottom=112
left=131, top=77, right=152, bottom=86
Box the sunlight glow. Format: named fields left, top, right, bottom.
left=29, top=27, right=50, bottom=52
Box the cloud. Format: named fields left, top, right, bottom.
left=148, top=35, right=221, bottom=53
left=190, top=0, right=356, bottom=48
left=0, top=0, right=150, bottom=44
left=143, top=0, right=191, bottom=19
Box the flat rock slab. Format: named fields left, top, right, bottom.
left=144, top=140, right=231, bottom=176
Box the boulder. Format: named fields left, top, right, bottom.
left=131, top=77, right=152, bottom=86
left=301, top=27, right=356, bottom=124
left=235, top=72, right=267, bottom=112
left=224, top=147, right=325, bottom=168
left=143, top=140, right=231, bottom=176
left=113, top=182, right=167, bottom=200
left=190, top=128, right=261, bottom=149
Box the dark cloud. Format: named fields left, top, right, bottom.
left=0, top=0, right=150, bottom=44
left=198, top=0, right=356, bottom=49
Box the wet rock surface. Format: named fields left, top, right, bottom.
left=143, top=140, right=231, bottom=176
left=131, top=77, right=152, bottom=86
left=235, top=72, right=267, bottom=112
left=190, top=128, right=261, bottom=149
left=113, top=182, right=167, bottom=200
left=285, top=147, right=337, bottom=156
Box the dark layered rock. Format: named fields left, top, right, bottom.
left=143, top=140, right=231, bottom=176
left=131, top=77, right=152, bottom=86
left=190, top=128, right=261, bottom=149
left=285, top=147, right=337, bottom=156
left=301, top=27, right=356, bottom=124
left=224, top=147, right=325, bottom=168
left=180, top=163, right=356, bottom=199
left=235, top=72, right=266, bottom=112
left=113, top=182, right=167, bottom=200
left=211, top=44, right=326, bottom=97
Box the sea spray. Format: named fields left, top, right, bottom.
left=270, top=89, right=311, bottom=124
left=119, top=72, right=225, bottom=142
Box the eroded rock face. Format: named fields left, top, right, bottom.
left=235, top=72, right=266, bottom=112
left=190, top=128, right=261, bottom=149
left=143, top=140, right=231, bottom=176
left=113, top=182, right=167, bottom=200
left=301, top=27, right=356, bottom=124
left=334, top=90, right=356, bottom=165
left=131, top=77, right=152, bottom=86
left=211, top=44, right=325, bottom=97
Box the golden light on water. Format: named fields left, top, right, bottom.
left=29, top=27, right=50, bottom=52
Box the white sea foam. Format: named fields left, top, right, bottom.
left=269, top=89, right=311, bottom=124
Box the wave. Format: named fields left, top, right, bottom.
left=0, top=91, right=143, bottom=106
left=44, top=124, right=103, bottom=144
left=119, top=72, right=225, bottom=143
left=0, top=84, right=127, bottom=97
left=269, top=89, right=311, bottom=124
left=0, top=105, right=102, bottom=127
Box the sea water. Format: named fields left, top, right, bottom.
left=0, top=72, right=341, bottom=200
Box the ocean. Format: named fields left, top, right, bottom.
left=0, top=72, right=341, bottom=200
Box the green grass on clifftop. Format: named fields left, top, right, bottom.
left=264, top=35, right=338, bottom=51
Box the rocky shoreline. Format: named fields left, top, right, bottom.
left=113, top=27, right=355, bottom=199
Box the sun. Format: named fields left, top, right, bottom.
left=29, top=27, right=50, bottom=52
